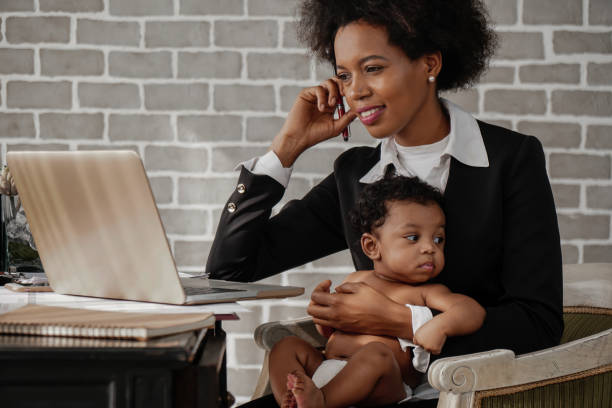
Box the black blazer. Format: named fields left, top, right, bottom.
left=207, top=121, right=564, bottom=358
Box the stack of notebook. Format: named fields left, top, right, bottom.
left=0, top=304, right=214, bottom=341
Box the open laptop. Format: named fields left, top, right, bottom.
left=6, top=151, right=304, bottom=305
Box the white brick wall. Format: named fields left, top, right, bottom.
left=0, top=0, right=610, bottom=403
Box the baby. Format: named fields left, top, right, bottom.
left=269, top=175, right=486, bottom=408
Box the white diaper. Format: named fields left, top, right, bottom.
left=311, top=359, right=413, bottom=402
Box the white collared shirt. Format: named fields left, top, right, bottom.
left=243, top=98, right=489, bottom=190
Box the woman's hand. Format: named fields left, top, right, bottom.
left=271, top=78, right=357, bottom=167
left=307, top=281, right=414, bottom=339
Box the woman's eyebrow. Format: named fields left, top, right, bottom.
left=336, top=55, right=389, bottom=70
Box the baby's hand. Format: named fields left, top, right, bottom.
left=413, top=320, right=447, bottom=355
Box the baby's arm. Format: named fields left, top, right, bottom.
left=413, top=284, right=486, bottom=354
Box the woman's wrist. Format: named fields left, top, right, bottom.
left=270, top=131, right=305, bottom=168
left=374, top=301, right=414, bottom=339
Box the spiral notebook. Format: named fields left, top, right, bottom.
left=0, top=304, right=214, bottom=340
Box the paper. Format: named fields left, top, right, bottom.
left=0, top=287, right=250, bottom=315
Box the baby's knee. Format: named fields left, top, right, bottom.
left=270, top=336, right=311, bottom=357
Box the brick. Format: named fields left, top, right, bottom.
left=77, top=19, right=140, bottom=46
left=496, top=32, right=544, bottom=60
left=441, top=89, right=479, bottom=114
left=40, top=0, right=103, bottom=12
left=349, top=119, right=376, bottom=144
left=517, top=121, right=581, bottom=148
left=159, top=209, right=207, bottom=235
left=146, top=21, right=210, bottom=48
left=312, top=249, right=354, bottom=268
left=479, top=118, right=514, bottom=129
left=222, top=305, right=263, bottom=332
left=215, top=20, right=277, bottom=47
left=0, top=113, right=35, bottom=138
left=7, top=81, right=71, bottom=109
left=551, top=184, right=580, bottom=208
left=554, top=31, right=612, bottom=54
left=483, top=0, right=517, bottom=25
left=109, top=52, right=172, bottom=79
left=227, top=368, right=260, bottom=398
left=233, top=338, right=265, bottom=365
left=587, top=185, right=612, bottom=209
left=248, top=53, right=310, bottom=80
left=178, top=115, right=242, bottom=142
left=79, top=83, right=140, bottom=109
left=246, top=116, right=285, bottom=142
left=214, top=85, right=275, bottom=111
left=0, top=0, right=34, bottom=12
left=552, top=91, right=612, bottom=117
left=77, top=145, right=139, bottom=153
left=584, top=245, right=612, bottom=263
left=315, top=61, right=334, bottom=82
left=519, top=64, right=580, bottom=84
left=294, top=147, right=344, bottom=174
left=144, top=83, right=209, bottom=111
left=587, top=62, right=612, bottom=86
left=149, top=176, right=173, bottom=205
left=550, top=153, right=610, bottom=179
left=109, top=115, right=172, bottom=141
left=480, top=66, right=515, bottom=84
left=179, top=177, right=235, bottom=204
left=145, top=146, right=208, bottom=172
left=211, top=146, right=268, bottom=172
left=287, top=271, right=348, bottom=301
left=283, top=21, right=301, bottom=48
left=180, top=0, right=243, bottom=15
left=0, top=49, right=34, bottom=74
left=484, top=89, right=546, bottom=115
left=586, top=125, right=612, bottom=149
left=523, top=0, right=582, bottom=24
left=7, top=143, right=69, bottom=152
left=6, top=17, right=70, bottom=44
left=589, top=0, right=612, bottom=25
left=174, top=240, right=211, bottom=267
left=561, top=245, right=579, bottom=264
left=283, top=177, right=310, bottom=202
left=280, top=85, right=302, bottom=112
left=41, top=49, right=104, bottom=76
left=178, top=51, right=242, bottom=79
left=109, top=0, right=172, bottom=16
left=40, top=113, right=103, bottom=140
left=248, top=0, right=299, bottom=16
left=558, top=214, right=610, bottom=240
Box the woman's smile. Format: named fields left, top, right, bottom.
left=357, top=105, right=386, bottom=125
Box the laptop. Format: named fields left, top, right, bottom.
left=6, top=151, right=304, bottom=305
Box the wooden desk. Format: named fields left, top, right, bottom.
left=0, top=322, right=230, bottom=408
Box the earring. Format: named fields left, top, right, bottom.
left=428, top=75, right=435, bottom=83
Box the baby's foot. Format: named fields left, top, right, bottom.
left=281, top=390, right=296, bottom=408
left=288, top=372, right=325, bottom=408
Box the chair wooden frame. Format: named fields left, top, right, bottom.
left=251, top=263, right=612, bottom=407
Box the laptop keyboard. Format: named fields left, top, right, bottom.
left=183, top=286, right=246, bottom=296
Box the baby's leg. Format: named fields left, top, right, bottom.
left=321, top=342, right=406, bottom=408
left=269, top=336, right=324, bottom=407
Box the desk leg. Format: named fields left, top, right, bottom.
left=199, top=322, right=228, bottom=408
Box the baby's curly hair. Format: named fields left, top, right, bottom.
left=350, top=174, right=444, bottom=235
left=297, top=0, right=497, bottom=91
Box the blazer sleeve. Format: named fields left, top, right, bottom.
left=438, top=136, right=564, bottom=358
left=206, top=166, right=348, bottom=282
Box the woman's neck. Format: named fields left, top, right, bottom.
left=394, top=98, right=450, bottom=147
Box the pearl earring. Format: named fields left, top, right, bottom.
left=428, top=75, right=435, bottom=83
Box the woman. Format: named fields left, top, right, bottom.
left=207, top=0, right=563, bottom=405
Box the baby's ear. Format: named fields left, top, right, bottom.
left=361, top=233, right=381, bottom=261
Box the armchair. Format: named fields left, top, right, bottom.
left=251, top=263, right=612, bottom=407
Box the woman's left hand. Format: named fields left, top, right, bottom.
left=307, top=281, right=414, bottom=339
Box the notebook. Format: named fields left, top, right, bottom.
left=6, top=151, right=304, bottom=305
left=0, top=304, right=214, bottom=340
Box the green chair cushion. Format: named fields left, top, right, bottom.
left=561, top=313, right=612, bottom=344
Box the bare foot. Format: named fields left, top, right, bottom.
left=281, top=390, right=296, bottom=408
left=288, top=372, right=325, bottom=408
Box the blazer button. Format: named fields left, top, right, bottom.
left=237, top=183, right=246, bottom=194
left=227, top=202, right=236, bottom=213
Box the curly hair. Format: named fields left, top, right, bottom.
left=297, top=0, right=497, bottom=91
left=350, top=174, right=445, bottom=235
